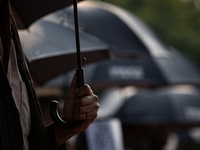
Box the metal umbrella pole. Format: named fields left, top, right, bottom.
left=50, top=0, right=85, bottom=130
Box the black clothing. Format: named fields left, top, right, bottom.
left=0, top=0, right=66, bottom=149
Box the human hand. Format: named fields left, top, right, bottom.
left=63, top=73, right=99, bottom=134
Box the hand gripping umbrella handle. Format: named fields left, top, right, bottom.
left=49, top=69, right=85, bottom=130
left=49, top=0, right=85, bottom=130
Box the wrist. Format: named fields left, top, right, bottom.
left=54, top=125, right=77, bottom=147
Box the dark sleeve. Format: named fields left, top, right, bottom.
left=76, top=132, right=88, bottom=150
left=46, top=123, right=67, bottom=150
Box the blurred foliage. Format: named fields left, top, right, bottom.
left=103, top=0, right=200, bottom=65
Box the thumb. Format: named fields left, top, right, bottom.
left=68, top=73, right=77, bottom=94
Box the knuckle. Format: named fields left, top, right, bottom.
left=85, top=84, right=90, bottom=88
left=83, top=84, right=90, bottom=90
left=96, top=103, right=100, bottom=109
left=93, top=95, right=98, bottom=102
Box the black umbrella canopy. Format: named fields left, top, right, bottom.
left=63, top=0, right=170, bottom=58
left=42, top=0, right=200, bottom=88
left=84, top=49, right=200, bottom=87
left=18, top=18, right=111, bottom=85
left=45, top=57, right=164, bottom=88
left=114, top=85, right=200, bottom=126
left=45, top=48, right=200, bottom=88
left=10, top=0, right=82, bottom=29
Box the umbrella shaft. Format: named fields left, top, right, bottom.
left=76, top=68, right=85, bottom=88
left=73, top=0, right=82, bottom=70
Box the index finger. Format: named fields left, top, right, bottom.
left=76, top=84, right=93, bottom=98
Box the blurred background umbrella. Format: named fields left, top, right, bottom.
left=10, top=0, right=82, bottom=29
left=42, top=0, right=200, bottom=88
left=63, top=0, right=170, bottom=58
left=74, top=85, right=200, bottom=150
left=109, top=85, right=200, bottom=126
left=45, top=49, right=200, bottom=88
left=18, top=16, right=111, bottom=86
